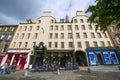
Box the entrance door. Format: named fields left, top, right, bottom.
left=97, top=54, right=103, bottom=65
left=60, top=57, right=66, bottom=67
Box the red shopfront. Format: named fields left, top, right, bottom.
left=6, top=50, right=29, bottom=69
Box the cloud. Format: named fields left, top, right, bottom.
left=0, top=0, right=95, bottom=24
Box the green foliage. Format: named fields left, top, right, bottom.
left=86, top=0, right=120, bottom=32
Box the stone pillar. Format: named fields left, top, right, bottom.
left=9, top=54, right=15, bottom=66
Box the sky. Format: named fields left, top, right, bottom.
left=0, top=0, right=95, bottom=25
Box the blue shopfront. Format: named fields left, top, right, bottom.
left=86, top=48, right=119, bottom=66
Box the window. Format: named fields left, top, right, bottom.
left=29, top=26, right=32, bottom=31
left=75, top=25, right=79, bottom=30
left=67, top=25, right=72, bottom=30
left=54, top=42, right=58, bottom=48
left=51, top=20, right=54, bottom=23
left=39, top=20, right=41, bottom=23
left=115, top=35, right=120, bottom=44
left=50, top=25, right=53, bottom=30
left=7, top=34, right=13, bottom=39
left=0, top=34, right=5, bottom=39
left=85, top=41, right=90, bottom=48
left=74, top=19, right=77, bottom=23
left=18, top=42, right=22, bottom=48
left=18, top=26, right=22, bottom=31
left=55, top=33, right=58, bottom=39
left=15, top=33, right=19, bottom=39
left=93, top=41, right=98, bottom=47
left=49, top=33, right=52, bottom=39
left=80, top=19, right=84, bottom=23
left=110, top=26, right=115, bottom=32
left=83, top=32, right=87, bottom=38
left=27, top=33, right=30, bottom=39
left=37, top=26, right=39, bottom=30
left=4, top=27, right=8, bottom=31
left=107, top=41, right=111, bottom=46
left=12, top=42, right=16, bottom=48
left=76, top=33, right=80, bottom=38
left=34, top=33, right=38, bottom=39
left=49, top=42, right=52, bottom=48
left=55, top=25, right=58, bottom=30
left=33, top=42, right=36, bottom=47
left=87, top=19, right=89, bottom=23
left=0, top=27, right=2, bottom=31
left=68, top=33, right=72, bottom=39
left=60, top=25, right=64, bottom=30
left=89, top=25, right=93, bottom=30
left=103, top=33, right=108, bottom=38
left=10, top=27, right=14, bottom=31
left=69, top=42, right=73, bottom=48
left=91, top=33, right=95, bottom=38
left=25, top=42, right=28, bottom=48
left=77, top=42, right=82, bottom=48
left=100, top=41, right=105, bottom=47
left=81, top=25, right=85, bottom=30
left=97, top=33, right=102, bottom=38
left=21, top=33, right=24, bottom=39
left=3, top=44, right=8, bottom=52
left=61, top=33, right=64, bottom=39
left=24, top=26, right=27, bottom=31
left=61, top=42, right=64, bottom=48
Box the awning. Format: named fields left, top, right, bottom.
left=6, top=50, right=30, bottom=54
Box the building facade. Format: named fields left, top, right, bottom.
left=107, top=25, right=120, bottom=61
left=3, top=11, right=119, bottom=69
left=0, top=25, right=18, bottom=65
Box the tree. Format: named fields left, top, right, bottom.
left=86, top=0, right=120, bottom=32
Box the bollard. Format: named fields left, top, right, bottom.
left=24, top=68, right=29, bottom=76
left=87, top=68, right=91, bottom=73
left=57, top=69, right=60, bottom=75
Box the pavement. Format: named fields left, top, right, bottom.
left=0, top=65, right=120, bottom=80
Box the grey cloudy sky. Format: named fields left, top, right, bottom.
left=0, top=0, right=95, bottom=25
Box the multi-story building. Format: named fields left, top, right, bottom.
left=107, top=25, right=120, bottom=61
left=2, top=11, right=119, bottom=69
left=0, top=24, right=18, bottom=65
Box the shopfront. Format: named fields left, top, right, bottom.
left=86, top=48, right=119, bottom=66
left=6, top=49, right=30, bottom=69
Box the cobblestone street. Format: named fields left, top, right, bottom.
left=0, top=66, right=120, bottom=80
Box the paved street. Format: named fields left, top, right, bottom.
left=0, top=65, right=120, bottom=80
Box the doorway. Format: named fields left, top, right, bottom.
left=96, top=54, right=103, bottom=65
